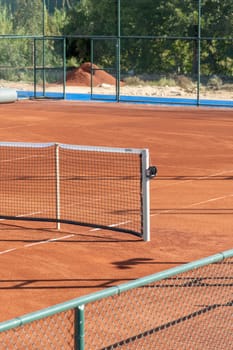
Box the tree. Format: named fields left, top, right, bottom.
left=12, top=0, right=44, bottom=35
left=0, top=0, right=232, bottom=80
left=201, top=0, right=233, bottom=75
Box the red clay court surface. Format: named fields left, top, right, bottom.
left=0, top=100, right=232, bottom=322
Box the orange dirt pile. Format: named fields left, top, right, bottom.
left=66, top=62, right=123, bottom=87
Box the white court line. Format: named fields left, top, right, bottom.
left=16, top=211, right=42, bottom=218
left=0, top=155, right=43, bottom=163
left=155, top=169, right=233, bottom=189
left=24, top=234, right=75, bottom=248
left=0, top=248, right=17, bottom=255
left=0, top=235, right=75, bottom=254
left=0, top=210, right=45, bottom=253
left=0, top=181, right=232, bottom=255
left=150, top=192, right=233, bottom=217
left=89, top=221, right=131, bottom=232
left=0, top=220, right=132, bottom=255
left=109, top=221, right=131, bottom=227
left=0, top=211, right=42, bottom=221
left=188, top=193, right=233, bottom=207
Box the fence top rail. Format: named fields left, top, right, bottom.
left=0, top=248, right=232, bottom=333
left=0, top=34, right=232, bottom=40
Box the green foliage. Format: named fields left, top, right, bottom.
left=12, top=0, right=43, bottom=35
left=123, top=76, right=145, bottom=86
left=207, top=75, right=223, bottom=90
left=0, top=0, right=66, bottom=81
left=47, top=8, right=68, bottom=35
left=63, top=0, right=232, bottom=77
left=0, top=4, right=13, bottom=33
left=0, top=0, right=232, bottom=82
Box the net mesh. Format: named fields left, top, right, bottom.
left=59, top=146, right=142, bottom=233
left=0, top=143, right=144, bottom=236
left=0, top=144, right=56, bottom=220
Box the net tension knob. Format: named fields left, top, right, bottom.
left=146, top=166, right=157, bottom=179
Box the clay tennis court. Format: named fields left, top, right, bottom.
left=0, top=100, right=232, bottom=323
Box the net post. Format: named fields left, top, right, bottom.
left=55, top=143, right=61, bottom=230
left=141, top=149, right=150, bottom=241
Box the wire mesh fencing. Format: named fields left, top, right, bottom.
left=84, top=257, right=233, bottom=349
left=0, top=310, right=74, bottom=349
left=0, top=250, right=232, bottom=349
left=0, top=0, right=232, bottom=105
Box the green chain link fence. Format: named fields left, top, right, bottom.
left=0, top=0, right=232, bottom=105
left=0, top=249, right=232, bottom=349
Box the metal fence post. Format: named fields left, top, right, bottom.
left=63, top=37, right=67, bottom=99
left=74, top=305, right=85, bottom=350
left=33, top=38, right=37, bottom=99
left=116, top=0, right=121, bottom=102
left=42, top=0, right=46, bottom=96
left=197, top=0, right=202, bottom=106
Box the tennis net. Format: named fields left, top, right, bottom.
left=0, top=142, right=154, bottom=240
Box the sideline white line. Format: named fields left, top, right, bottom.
left=156, top=169, right=233, bottom=189
left=151, top=192, right=233, bottom=217
left=89, top=221, right=131, bottom=232
left=0, top=248, right=17, bottom=255
left=188, top=194, right=233, bottom=207
left=24, top=234, right=75, bottom=247
left=0, top=220, right=132, bottom=255
left=16, top=211, right=42, bottom=218
left=0, top=185, right=232, bottom=255
left=0, top=211, right=43, bottom=221
left=0, top=235, right=75, bottom=254
left=0, top=155, right=43, bottom=163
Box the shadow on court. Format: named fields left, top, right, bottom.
left=0, top=278, right=134, bottom=290
left=0, top=222, right=141, bottom=243
left=112, top=258, right=188, bottom=269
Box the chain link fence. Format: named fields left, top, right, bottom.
left=0, top=0, right=232, bottom=105
left=0, top=250, right=232, bottom=349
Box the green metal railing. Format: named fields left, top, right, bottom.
left=0, top=249, right=232, bottom=349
